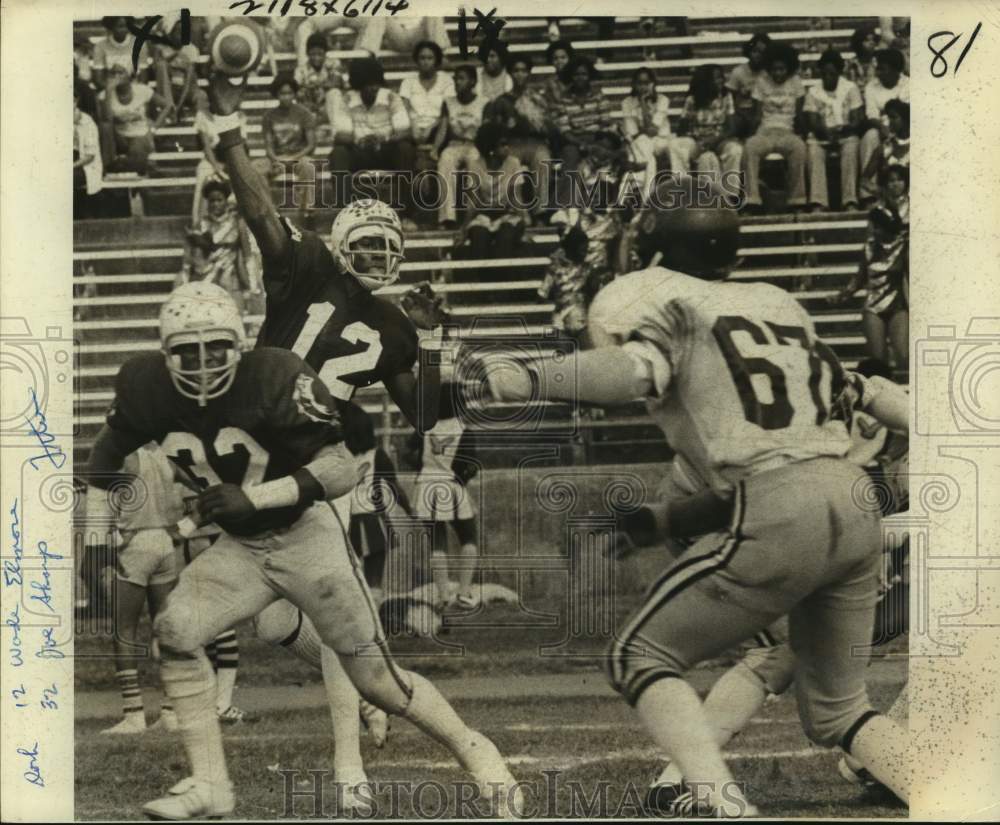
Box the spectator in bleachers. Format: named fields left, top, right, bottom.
left=859, top=49, right=910, bottom=206
left=99, top=65, right=172, bottom=175
left=180, top=180, right=257, bottom=315
left=436, top=64, right=488, bottom=228
left=833, top=165, right=909, bottom=371
left=844, top=24, right=880, bottom=95
left=879, top=17, right=911, bottom=75
left=93, top=17, right=152, bottom=87
left=623, top=66, right=684, bottom=188
left=330, top=57, right=416, bottom=218
left=295, top=33, right=343, bottom=137
left=74, top=82, right=104, bottom=219
left=190, top=91, right=249, bottom=224
left=543, top=39, right=575, bottom=106
left=484, top=54, right=554, bottom=224
left=743, top=42, right=807, bottom=214
left=153, top=35, right=200, bottom=126
left=674, top=64, right=743, bottom=182
left=477, top=39, right=513, bottom=103
left=804, top=48, right=863, bottom=212
left=453, top=124, right=527, bottom=261
left=726, top=32, right=771, bottom=138
left=259, top=74, right=317, bottom=223
left=74, top=35, right=99, bottom=119
left=538, top=224, right=590, bottom=341
left=400, top=41, right=454, bottom=168
left=865, top=98, right=909, bottom=182
left=552, top=56, right=619, bottom=211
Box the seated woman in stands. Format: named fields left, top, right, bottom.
left=179, top=179, right=258, bottom=316
left=260, top=73, right=318, bottom=225
left=832, top=165, right=909, bottom=373
left=476, top=39, right=513, bottom=103
left=294, top=32, right=343, bottom=141
left=622, top=67, right=684, bottom=194
left=453, top=124, right=528, bottom=263
left=861, top=98, right=909, bottom=188
left=725, top=32, right=770, bottom=138
left=551, top=55, right=619, bottom=213
left=99, top=64, right=173, bottom=176
left=542, top=39, right=575, bottom=106
left=742, top=42, right=808, bottom=214
left=674, top=64, right=743, bottom=182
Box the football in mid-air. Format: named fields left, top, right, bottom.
left=207, top=20, right=265, bottom=76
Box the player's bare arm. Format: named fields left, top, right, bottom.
left=384, top=369, right=440, bottom=434
left=206, top=72, right=289, bottom=263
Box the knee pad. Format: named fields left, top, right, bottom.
left=605, top=634, right=684, bottom=708
left=742, top=642, right=796, bottom=696
left=253, top=599, right=302, bottom=646
left=797, top=684, right=876, bottom=749
left=153, top=606, right=203, bottom=656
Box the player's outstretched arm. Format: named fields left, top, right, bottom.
left=487, top=346, right=656, bottom=407
left=206, top=72, right=289, bottom=264
left=857, top=374, right=909, bottom=433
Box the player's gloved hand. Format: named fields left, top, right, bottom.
left=400, top=281, right=448, bottom=330
left=207, top=71, right=246, bottom=117
left=197, top=483, right=256, bottom=524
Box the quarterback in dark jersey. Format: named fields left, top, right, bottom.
left=206, top=73, right=440, bottom=431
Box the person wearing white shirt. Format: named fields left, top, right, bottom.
left=623, top=67, right=687, bottom=195
left=399, top=41, right=455, bottom=151
left=92, top=16, right=152, bottom=87
left=804, top=49, right=864, bottom=211
left=74, top=83, right=104, bottom=219
left=859, top=49, right=910, bottom=205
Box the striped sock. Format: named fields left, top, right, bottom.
left=213, top=630, right=239, bottom=712
left=115, top=668, right=143, bottom=717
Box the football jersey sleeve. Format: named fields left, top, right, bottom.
left=262, top=350, right=346, bottom=466
left=378, top=300, right=419, bottom=376
left=106, top=355, right=174, bottom=443
left=263, top=217, right=336, bottom=305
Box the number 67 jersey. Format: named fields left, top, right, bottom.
left=588, top=267, right=851, bottom=494
left=255, top=219, right=418, bottom=402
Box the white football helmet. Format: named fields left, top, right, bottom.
left=159, top=282, right=246, bottom=406
left=329, top=199, right=404, bottom=291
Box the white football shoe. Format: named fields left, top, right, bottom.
left=142, top=776, right=234, bottom=820
left=101, top=713, right=147, bottom=735
left=359, top=699, right=390, bottom=748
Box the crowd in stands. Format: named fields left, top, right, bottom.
left=73, top=16, right=911, bottom=371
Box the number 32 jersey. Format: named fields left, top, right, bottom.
left=588, top=267, right=850, bottom=494
left=256, top=219, right=418, bottom=401
left=106, top=348, right=344, bottom=536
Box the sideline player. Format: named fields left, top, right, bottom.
left=485, top=179, right=910, bottom=814
left=83, top=283, right=521, bottom=819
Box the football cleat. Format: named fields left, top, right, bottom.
left=218, top=705, right=259, bottom=725
left=142, top=776, right=234, bottom=821
left=101, top=713, right=147, bottom=735
left=359, top=700, right=390, bottom=748
left=329, top=199, right=404, bottom=291
left=148, top=709, right=179, bottom=733
left=159, top=282, right=245, bottom=407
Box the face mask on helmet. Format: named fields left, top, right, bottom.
left=330, top=200, right=405, bottom=291
left=159, top=284, right=245, bottom=406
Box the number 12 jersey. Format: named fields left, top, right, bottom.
left=256, top=218, right=418, bottom=401
left=588, top=267, right=850, bottom=494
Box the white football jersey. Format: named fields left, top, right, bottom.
left=588, top=267, right=850, bottom=493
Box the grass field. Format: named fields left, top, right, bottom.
left=74, top=604, right=908, bottom=820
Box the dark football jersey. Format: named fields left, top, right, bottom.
left=106, top=348, right=343, bottom=536
left=255, top=218, right=418, bottom=401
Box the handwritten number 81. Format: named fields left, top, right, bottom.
left=928, top=22, right=982, bottom=77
